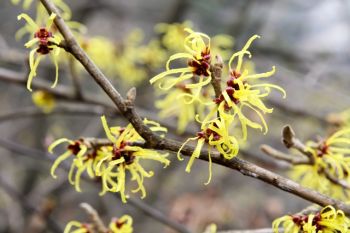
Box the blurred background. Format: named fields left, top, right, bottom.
left=0, top=0, right=350, bottom=232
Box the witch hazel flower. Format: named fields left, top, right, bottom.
left=17, top=13, right=62, bottom=91
left=207, top=35, right=286, bottom=139
left=178, top=116, right=239, bottom=184
left=150, top=28, right=212, bottom=93
left=97, top=116, right=170, bottom=202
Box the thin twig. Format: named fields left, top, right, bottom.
left=260, top=144, right=310, bottom=165
left=0, top=106, right=112, bottom=123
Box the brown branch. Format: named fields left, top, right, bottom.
left=324, top=170, right=350, bottom=190
left=38, top=0, right=350, bottom=216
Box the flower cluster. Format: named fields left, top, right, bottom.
left=151, top=28, right=285, bottom=182
left=272, top=205, right=350, bottom=233
left=289, top=128, right=350, bottom=199
left=48, top=116, right=169, bottom=202
left=65, top=214, right=133, bottom=233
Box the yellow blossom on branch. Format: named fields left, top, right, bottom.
left=289, top=127, right=350, bottom=199
left=97, top=116, right=170, bottom=202
left=17, top=13, right=62, bottom=91
left=178, top=117, right=239, bottom=184
left=272, top=205, right=350, bottom=233
left=210, top=35, right=286, bottom=139
left=150, top=28, right=212, bottom=91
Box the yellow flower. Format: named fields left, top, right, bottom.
left=64, top=221, right=90, bottom=233
left=211, top=34, right=235, bottom=61
left=203, top=223, right=217, bottom=233
left=272, top=206, right=350, bottom=233
left=178, top=117, right=239, bottom=184
left=150, top=28, right=212, bottom=91
left=32, top=90, right=56, bottom=113
left=17, top=13, right=62, bottom=91
left=97, top=116, right=170, bottom=202
left=137, top=39, right=167, bottom=69
left=48, top=138, right=103, bottom=192
left=155, top=21, right=193, bottom=52
left=109, top=215, right=133, bottom=233
left=209, top=35, right=286, bottom=139
left=78, top=36, right=118, bottom=76
left=289, top=128, right=350, bottom=198
left=155, top=83, right=211, bottom=134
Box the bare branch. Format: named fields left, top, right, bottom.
left=260, top=144, right=310, bottom=165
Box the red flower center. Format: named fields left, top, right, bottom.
left=197, top=126, right=221, bottom=143
left=34, top=27, right=54, bottom=54
left=188, top=48, right=211, bottom=76
left=112, top=142, right=135, bottom=165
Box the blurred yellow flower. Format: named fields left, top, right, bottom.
left=32, top=90, right=56, bottom=113
left=155, top=21, right=192, bottom=52
left=289, top=128, right=350, bottom=199
left=79, top=36, right=118, bottom=76
left=12, top=0, right=71, bottom=17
